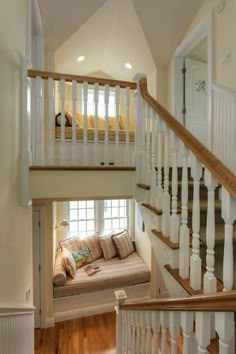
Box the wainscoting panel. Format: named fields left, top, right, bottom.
left=212, top=85, right=236, bottom=173
left=0, top=310, right=34, bottom=354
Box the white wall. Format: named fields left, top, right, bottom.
left=0, top=0, right=33, bottom=306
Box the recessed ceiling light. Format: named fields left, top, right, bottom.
left=77, top=56, right=85, bottom=62
left=125, top=62, right=132, bottom=70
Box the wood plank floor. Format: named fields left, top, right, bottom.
left=35, top=312, right=116, bottom=354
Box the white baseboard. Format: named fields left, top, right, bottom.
left=54, top=303, right=114, bottom=322
left=43, top=317, right=55, bottom=328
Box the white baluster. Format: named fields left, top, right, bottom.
left=83, top=82, right=88, bottom=165
left=93, top=83, right=99, bottom=165
left=170, top=133, right=180, bottom=243
left=146, top=311, right=152, bottom=354
left=133, top=85, right=143, bottom=184
left=181, top=312, right=194, bottom=354
left=160, top=311, right=168, bottom=354
left=140, top=98, right=146, bottom=185
left=162, top=123, right=171, bottom=237
left=131, top=312, right=136, bottom=354
left=144, top=103, right=151, bottom=204
left=195, top=312, right=211, bottom=354
left=125, top=87, right=130, bottom=165
left=71, top=80, right=77, bottom=165
left=135, top=311, right=141, bottom=354
left=123, top=310, right=128, bottom=353
left=190, top=155, right=203, bottom=290
left=140, top=311, right=146, bottom=354
left=104, top=84, right=109, bottom=165
left=169, top=311, right=180, bottom=354
left=47, top=78, right=55, bottom=165
left=179, top=144, right=190, bottom=279
left=215, top=312, right=235, bottom=354
left=151, top=311, right=160, bottom=354
left=150, top=111, right=157, bottom=207
left=114, top=85, right=120, bottom=165
left=156, top=117, right=163, bottom=231
left=221, top=187, right=236, bottom=291
left=59, top=79, right=65, bottom=165
left=204, top=169, right=218, bottom=293
left=35, top=76, right=44, bottom=164
left=127, top=311, right=132, bottom=354
left=115, top=290, right=127, bottom=354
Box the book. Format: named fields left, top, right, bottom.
left=84, top=264, right=101, bottom=276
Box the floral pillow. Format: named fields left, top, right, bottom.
left=71, top=247, right=93, bottom=269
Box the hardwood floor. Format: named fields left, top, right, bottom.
left=35, top=312, right=116, bottom=354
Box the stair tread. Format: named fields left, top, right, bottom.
left=164, top=264, right=224, bottom=296
left=137, top=183, right=150, bottom=190
left=151, top=230, right=179, bottom=249
left=141, top=203, right=162, bottom=215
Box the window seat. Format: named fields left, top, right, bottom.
left=53, top=251, right=150, bottom=298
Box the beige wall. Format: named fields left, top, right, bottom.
left=0, top=0, right=34, bottom=306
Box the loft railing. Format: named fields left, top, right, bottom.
left=115, top=290, right=236, bottom=354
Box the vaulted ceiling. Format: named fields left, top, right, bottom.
left=38, top=0, right=204, bottom=79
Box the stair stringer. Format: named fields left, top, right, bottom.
left=139, top=203, right=189, bottom=298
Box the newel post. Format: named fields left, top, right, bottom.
left=114, top=290, right=127, bottom=354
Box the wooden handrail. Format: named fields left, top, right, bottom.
left=121, top=290, right=236, bottom=312
left=139, top=77, right=236, bottom=198
left=28, top=69, right=137, bottom=89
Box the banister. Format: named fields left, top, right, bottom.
left=139, top=77, right=236, bottom=198
left=28, top=69, right=137, bottom=89
left=121, top=290, right=236, bottom=312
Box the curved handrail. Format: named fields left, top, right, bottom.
left=139, top=77, right=236, bottom=198
left=28, top=69, right=137, bottom=89
left=121, top=291, right=236, bottom=312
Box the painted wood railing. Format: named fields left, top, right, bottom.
left=27, top=69, right=137, bottom=167
left=115, top=290, right=236, bottom=354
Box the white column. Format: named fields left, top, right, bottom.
left=47, top=78, right=55, bottom=165
left=203, top=169, right=218, bottom=294
left=162, top=123, right=171, bottom=237
left=82, top=81, right=88, bottom=165
left=170, top=133, right=180, bottom=243
left=35, top=76, right=44, bottom=165
left=190, top=154, right=203, bottom=290
left=215, top=312, right=235, bottom=354
left=93, top=83, right=99, bottom=166
left=179, top=144, right=190, bottom=279
left=59, top=79, right=65, bottom=165
left=71, top=80, right=77, bottom=165
left=104, top=84, right=109, bottom=165
left=221, top=187, right=236, bottom=291
left=195, top=312, right=211, bottom=354
left=114, top=85, right=120, bottom=165
left=169, top=311, right=180, bottom=354
left=125, top=87, right=130, bottom=165
left=114, top=290, right=127, bottom=354
left=151, top=311, right=160, bottom=354
left=150, top=111, right=157, bottom=207
left=181, top=312, right=194, bottom=354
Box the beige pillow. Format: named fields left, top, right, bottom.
left=59, top=235, right=82, bottom=252
left=61, top=247, right=76, bottom=278
left=112, top=230, right=134, bottom=259
left=53, top=249, right=66, bottom=286
left=81, top=232, right=103, bottom=260
left=99, top=231, right=117, bottom=260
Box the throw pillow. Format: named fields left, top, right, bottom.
left=99, top=231, right=117, bottom=260
left=61, top=247, right=76, bottom=278
left=53, top=249, right=67, bottom=286
left=112, top=230, right=134, bottom=259
left=59, top=235, right=82, bottom=252
left=55, top=111, right=72, bottom=127
left=71, top=247, right=93, bottom=269
left=81, top=232, right=103, bottom=261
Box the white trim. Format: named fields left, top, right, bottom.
left=171, top=12, right=213, bottom=149
left=44, top=317, right=55, bottom=328
left=212, top=84, right=236, bottom=98
left=0, top=304, right=35, bottom=314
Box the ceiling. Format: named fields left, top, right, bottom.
left=38, top=0, right=204, bottom=78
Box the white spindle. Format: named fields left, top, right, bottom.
left=195, top=312, right=211, bottom=354
left=47, top=78, right=55, bottom=164
left=93, top=83, right=99, bottom=165
left=115, top=290, right=127, bottom=354
left=181, top=312, right=194, bottom=354
left=83, top=82, right=88, bottom=165
left=204, top=169, right=218, bottom=293
left=145, top=311, right=152, bottom=354
left=125, top=87, right=130, bottom=165
left=71, top=80, right=77, bottom=165
left=131, top=312, right=136, bottom=354
left=144, top=103, right=151, bottom=204
left=150, top=111, right=157, bottom=207
left=170, top=133, right=180, bottom=243
left=135, top=311, right=141, bottom=354
left=215, top=312, right=235, bottom=354
left=156, top=117, right=163, bottom=231
left=35, top=76, right=44, bottom=164
left=190, top=155, right=203, bottom=290
left=151, top=311, right=160, bottom=354
left=59, top=79, right=65, bottom=165
left=115, top=85, right=120, bottom=165
left=169, top=311, right=180, bottom=354
left=104, top=84, right=109, bottom=165
left=127, top=311, right=132, bottom=354
left=162, top=123, right=170, bottom=237
left=179, top=144, right=190, bottom=279
left=134, top=85, right=143, bottom=183
left=160, top=311, right=168, bottom=354
left=140, top=311, right=146, bottom=354
left=221, top=187, right=236, bottom=291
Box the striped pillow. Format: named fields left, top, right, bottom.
left=112, top=230, right=134, bottom=259
left=81, top=232, right=103, bottom=260
left=53, top=249, right=66, bottom=286
left=59, top=235, right=82, bottom=252
left=99, top=232, right=117, bottom=260
left=61, top=247, right=76, bottom=278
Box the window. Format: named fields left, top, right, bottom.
left=68, top=199, right=128, bottom=238
left=81, top=89, right=116, bottom=117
